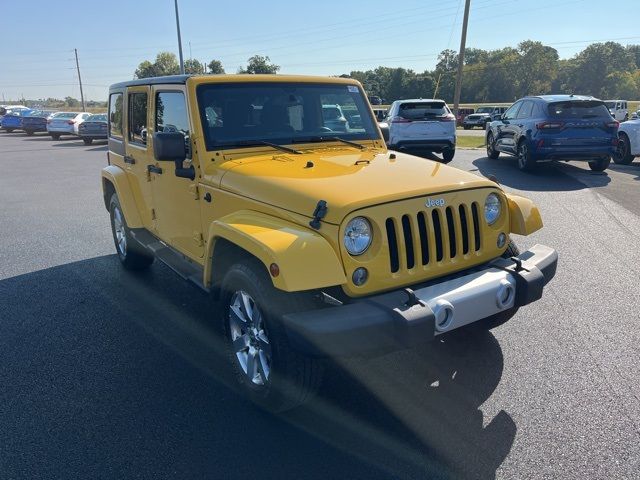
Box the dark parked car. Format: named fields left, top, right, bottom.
left=485, top=95, right=618, bottom=172
left=368, top=95, right=383, bottom=105
left=463, top=106, right=508, bottom=129
left=77, top=113, right=107, bottom=144
left=22, top=110, right=55, bottom=135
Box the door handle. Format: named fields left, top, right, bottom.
left=147, top=165, right=163, bottom=174
left=124, top=155, right=136, bottom=164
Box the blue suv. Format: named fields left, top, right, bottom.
left=485, top=95, right=619, bottom=172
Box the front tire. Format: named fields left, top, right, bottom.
left=5, top=128, right=14, bottom=133
left=25, top=129, right=34, bottom=136
left=109, top=194, right=154, bottom=270
left=588, top=156, right=611, bottom=172
left=221, top=259, right=323, bottom=412
left=486, top=132, right=500, bottom=159
left=614, top=132, right=634, bottom=164
left=441, top=148, right=455, bottom=163
left=82, top=137, right=93, bottom=145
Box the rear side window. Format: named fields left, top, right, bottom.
left=109, top=93, right=123, bottom=138
left=128, top=92, right=148, bottom=145
left=548, top=101, right=610, bottom=118
left=399, top=102, right=447, bottom=119
left=516, top=101, right=534, bottom=119
left=156, top=91, right=190, bottom=157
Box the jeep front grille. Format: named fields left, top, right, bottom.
left=384, top=202, right=482, bottom=273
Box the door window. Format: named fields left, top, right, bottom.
left=503, top=102, right=521, bottom=120
left=128, top=92, right=148, bottom=145
left=155, top=91, right=190, bottom=157
left=109, top=93, right=123, bottom=138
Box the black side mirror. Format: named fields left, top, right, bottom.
left=379, top=123, right=390, bottom=142
left=153, top=131, right=186, bottom=161
left=153, top=131, right=194, bottom=180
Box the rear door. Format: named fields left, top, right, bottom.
left=390, top=101, right=454, bottom=142
left=118, top=86, right=155, bottom=231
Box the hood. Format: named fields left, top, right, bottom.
left=217, top=148, right=493, bottom=224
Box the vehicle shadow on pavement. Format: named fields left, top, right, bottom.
left=471, top=156, right=611, bottom=191
left=0, top=256, right=514, bottom=480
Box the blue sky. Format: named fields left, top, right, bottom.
left=2, top=0, right=639, bottom=101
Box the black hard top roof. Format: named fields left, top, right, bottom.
left=109, top=75, right=192, bottom=91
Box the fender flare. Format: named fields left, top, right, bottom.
left=506, top=193, right=543, bottom=236
left=204, top=211, right=346, bottom=292
left=101, top=165, right=143, bottom=228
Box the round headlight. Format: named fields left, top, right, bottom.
left=344, top=217, right=372, bottom=256
left=484, top=193, right=502, bottom=225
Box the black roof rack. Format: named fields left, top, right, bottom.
left=109, top=74, right=192, bottom=91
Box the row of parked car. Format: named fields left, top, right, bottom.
left=377, top=94, right=640, bottom=172
left=0, top=105, right=107, bottom=144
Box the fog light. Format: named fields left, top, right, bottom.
left=352, top=267, right=368, bottom=286
left=497, top=232, right=507, bottom=248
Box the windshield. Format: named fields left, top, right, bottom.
left=398, top=102, right=448, bottom=120
left=548, top=100, right=611, bottom=118
left=54, top=112, right=78, bottom=119
left=86, top=114, right=107, bottom=122
left=476, top=107, right=493, bottom=113
left=196, top=82, right=378, bottom=150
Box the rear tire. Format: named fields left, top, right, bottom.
left=50, top=133, right=60, bottom=140
left=588, top=156, right=610, bottom=172
left=5, top=128, right=14, bottom=133
left=614, top=132, right=634, bottom=165
left=441, top=148, right=455, bottom=163
left=83, top=138, right=93, bottom=145
left=220, top=259, right=323, bottom=412
left=25, top=129, right=34, bottom=136
left=109, top=194, right=154, bottom=270
left=463, top=125, right=470, bottom=130
left=486, top=132, right=500, bottom=159
left=516, top=140, right=536, bottom=172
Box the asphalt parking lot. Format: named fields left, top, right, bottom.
left=1, top=132, right=640, bottom=479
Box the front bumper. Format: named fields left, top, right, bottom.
left=463, top=118, right=488, bottom=127
left=283, top=244, right=557, bottom=357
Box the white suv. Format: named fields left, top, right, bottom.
left=605, top=100, right=629, bottom=121
left=383, top=99, right=456, bottom=163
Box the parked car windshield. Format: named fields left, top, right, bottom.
left=476, top=107, right=493, bottom=113
left=398, top=101, right=448, bottom=119
left=547, top=100, right=611, bottom=118
left=196, top=82, right=378, bottom=150
left=54, top=112, right=78, bottom=119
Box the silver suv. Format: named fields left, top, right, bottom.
left=383, top=99, right=456, bottom=163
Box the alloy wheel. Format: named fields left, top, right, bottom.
left=228, top=290, right=272, bottom=386
left=113, top=206, right=127, bottom=255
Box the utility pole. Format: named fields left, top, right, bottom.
left=452, top=0, right=471, bottom=117
left=74, top=48, right=86, bottom=112
left=174, top=0, right=185, bottom=74
left=189, top=41, right=192, bottom=60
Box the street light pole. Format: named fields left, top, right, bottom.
left=453, top=0, right=471, bottom=117
left=74, top=48, right=86, bottom=112
left=174, top=0, right=185, bottom=74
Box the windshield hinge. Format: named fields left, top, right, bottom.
left=188, top=184, right=199, bottom=200
left=309, top=200, right=328, bottom=230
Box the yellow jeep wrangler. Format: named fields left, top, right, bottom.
left=102, top=74, right=557, bottom=411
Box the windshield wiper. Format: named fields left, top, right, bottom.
left=293, top=136, right=366, bottom=150
left=234, top=140, right=302, bottom=154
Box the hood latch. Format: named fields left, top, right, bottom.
left=309, top=200, right=328, bottom=230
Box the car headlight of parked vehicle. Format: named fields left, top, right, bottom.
left=484, top=193, right=502, bottom=225
left=344, top=217, right=372, bottom=255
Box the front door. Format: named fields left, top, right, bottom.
left=148, top=87, right=204, bottom=260
left=495, top=101, right=523, bottom=154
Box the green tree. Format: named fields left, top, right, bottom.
left=566, top=42, right=635, bottom=96
left=238, top=55, right=280, bottom=74
left=515, top=41, right=559, bottom=97
left=134, top=52, right=180, bottom=78
left=207, top=59, right=225, bottom=74
left=184, top=59, right=204, bottom=75
left=64, top=96, right=79, bottom=107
